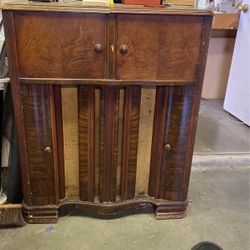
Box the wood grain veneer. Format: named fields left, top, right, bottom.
left=2, top=5, right=212, bottom=223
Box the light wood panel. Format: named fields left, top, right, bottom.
left=61, top=87, right=79, bottom=198
left=136, top=88, right=156, bottom=195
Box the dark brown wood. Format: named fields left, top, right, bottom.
left=2, top=7, right=213, bottom=223
left=106, top=14, right=117, bottom=79
left=21, top=84, right=57, bottom=206
left=148, top=87, right=168, bottom=198
left=19, top=78, right=195, bottom=86
left=14, top=12, right=106, bottom=79
left=99, top=87, right=119, bottom=202
left=121, top=86, right=141, bottom=200
left=78, top=86, right=95, bottom=202
left=2, top=11, right=32, bottom=206
left=116, top=15, right=203, bottom=81
left=53, top=86, right=65, bottom=199
left=182, top=17, right=213, bottom=201
left=49, top=86, right=60, bottom=204
left=152, top=86, right=195, bottom=201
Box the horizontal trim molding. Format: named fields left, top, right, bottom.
left=19, top=78, right=195, bottom=86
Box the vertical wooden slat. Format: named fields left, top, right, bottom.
left=121, top=86, right=141, bottom=200
left=117, top=88, right=125, bottom=198
left=99, top=87, right=119, bottom=202
left=136, top=87, right=156, bottom=195
left=94, top=89, right=101, bottom=199
left=61, top=87, right=79, bottom=198
left=148, top=87, right=169, bottom=198
left=49, top=85, right=60, bottom=204
left=78, top=86, right=95, bottom=202
left=54, top=85, right=65, bottom=199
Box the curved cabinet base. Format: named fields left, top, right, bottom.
left=22, top=198, right=187, bottom=224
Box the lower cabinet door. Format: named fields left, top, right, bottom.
left=149, top=85, right=196, bottom=201
left=21, top=84, right=58, bottom=206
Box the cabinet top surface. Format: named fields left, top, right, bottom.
left=1, top=0, right=212, bottom=16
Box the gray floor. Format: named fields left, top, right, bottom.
left=0, top=100, right=250, bottom=250
left=195, top=99, right=250, bottom=153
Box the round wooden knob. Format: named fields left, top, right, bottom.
left=94, top=43, right=103, bottom=54
left=120, top=45, right=128, bottom=55
left=44, top=146, right=52, bottom=154
left=164, top=144, right=171, bottom=151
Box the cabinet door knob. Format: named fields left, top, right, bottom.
left=94, top=43, right=103, bottom=54
left=120, top=45, right=128, bottom=55
left=44, top=146, right=52, bottom=154
left=164, top=144, right=172, bottom=151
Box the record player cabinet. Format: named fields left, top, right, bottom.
left=2, top=2, right=212, bottom=223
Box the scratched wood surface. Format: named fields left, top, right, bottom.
left=3, top=8, right=212, bottom=222
left=149, top=86, right=195, bottom=201
left=21, top=85, right=56, bottom=205
left=116, top=15, right=203, bottom=81
left=14, top=12, right=106, bottom=79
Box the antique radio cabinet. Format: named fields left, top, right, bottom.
left=2, top=1, right=212, bottom=223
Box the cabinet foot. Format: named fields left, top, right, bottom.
left=22, top=203, right=59, bottom=224
left=155, top=205, right=187, bottom=220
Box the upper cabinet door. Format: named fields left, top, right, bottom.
left=116, top=15, right=204, bottom=82
left=15, top=12, right=106, bottom=79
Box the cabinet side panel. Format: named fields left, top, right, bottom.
left=21, top=84, right=56, bottom=205
left=3, top=10, right=32, bottom=205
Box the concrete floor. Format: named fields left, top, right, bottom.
left=195, top=99, right=250, bottom=153
left=0, top=100, right=249, bottom=250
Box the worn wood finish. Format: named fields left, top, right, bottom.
left=3, top=7, right=212, bottom=223
left=99, top=87, right=120, bottom=202
left=2, top=10, right=32, bottom=206
left=20, top=78, right=195, bottom=86
left=121, top=86, right=141, bottom=200
left=135, top=88, right=155, bottom=195
left=21, top=85, right=57, bottom=206
left=160, top=86, right=195, bottom=201
left=53, top=86, right=65, bottom=199
left=78, top=86, right=95, bottom=201
left=117, top=15, right=203, bottom=81
left=1, top=2, right=212, bottom=16
left=14, top=12, right=106, bottom=79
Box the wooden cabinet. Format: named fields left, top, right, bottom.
left=2, top=2, right=212, bottom=223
